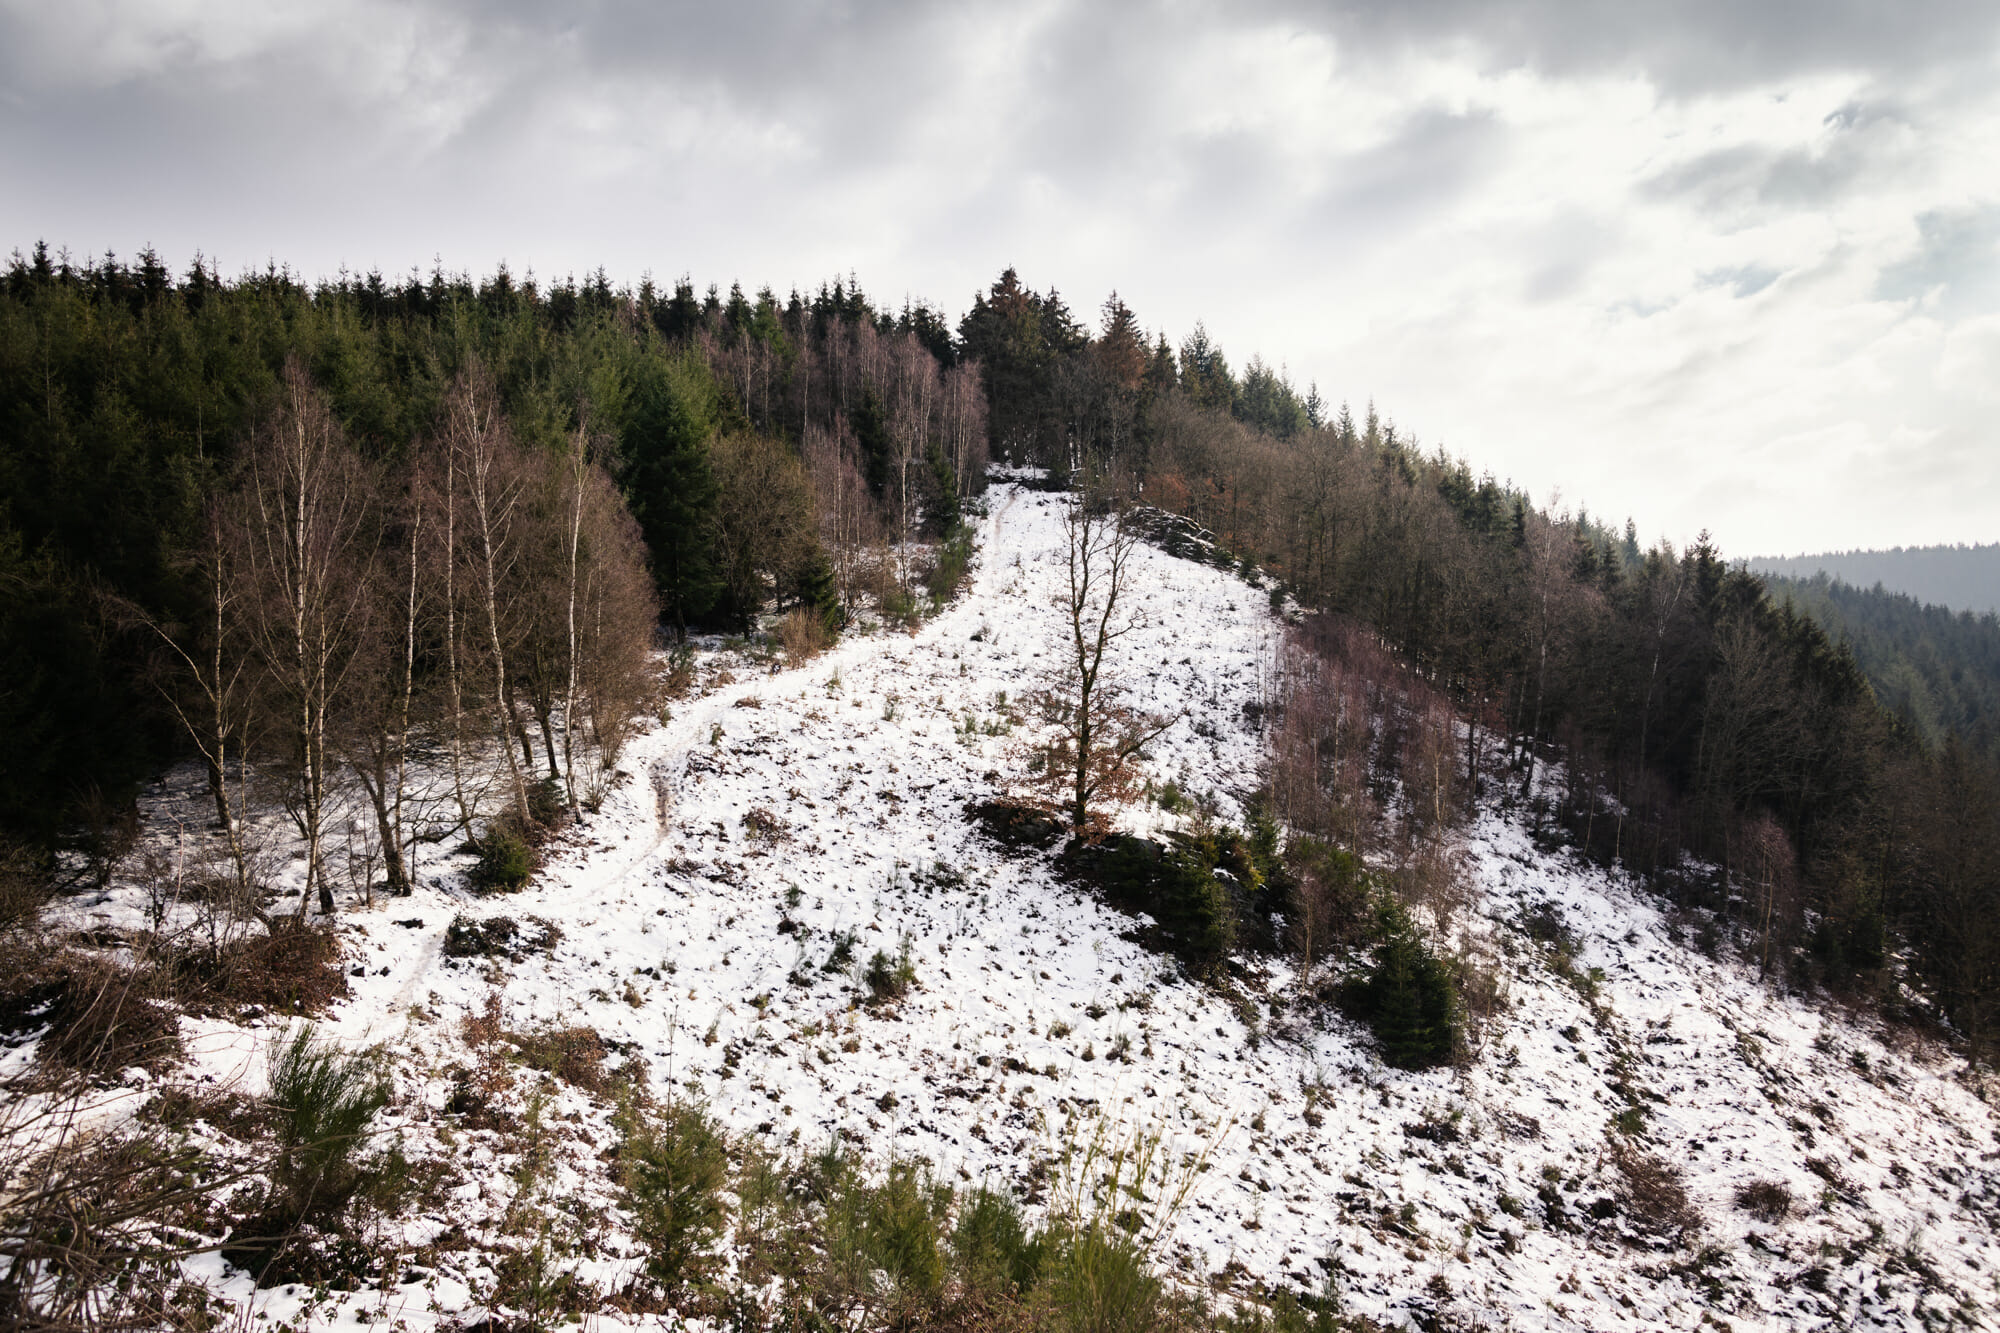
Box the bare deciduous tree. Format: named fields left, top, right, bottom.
left=334, top=442, right=436, bottom=898
left=444, top=364, right=534, bottom=826
left=1035, top=490, right=1177, bottom=837
left=1269, top=619, right=1382, bottom=854
left=228, top=359, right=379, bottom=916
left=573, top=463, right=659, bottom=801
left=113, top=504, right=256, bottom=899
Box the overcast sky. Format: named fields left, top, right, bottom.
left=4, top=1, right=1996, bottom=557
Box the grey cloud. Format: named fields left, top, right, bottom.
left=1003, top=4, right=1203, bottom=192
left=426, top=0, right=2000, bottom=104
left=424, top=0, right=997, bottom=168
left=1875, top=204, right=2000, bottom=316
left=1643, top=144, right=1770, bottom=211
left=1640, top=97, right=1916, bottom=219
left=1296, top=107, right=1504, bottom=249
left=1519, top=211, right=1620, bottom=303
left=1521, top=260, right=1583, bottom=302
left=1262, top=0, right=2000, bottom=94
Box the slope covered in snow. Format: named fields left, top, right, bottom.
left=27, top=481, right=2000, bottom=1331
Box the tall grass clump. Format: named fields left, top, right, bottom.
left=1034, top=1119, right=1210, bottom=1333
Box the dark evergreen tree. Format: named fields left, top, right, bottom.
left=1178, top=321, right=1235, bottom=412
left=1237, top=356, right=1307, bottom=438
left=621, top=354, right=722, bottom=627
left=852, top=385, right=893, bottom=498
left=1357, top=900, right=1461, bottom=1069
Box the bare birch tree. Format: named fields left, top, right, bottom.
left=443, top=363, right=533, bottom=826
left=560, top=423, right=590, bottom=809
left=334, top=442, right=433, bottom=897
left=114, top=504, right=256, bottom=899
left=230, top=359, right=379, bottom=916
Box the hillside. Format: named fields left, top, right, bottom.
left=1748, top=546, right=2000, bottom=618
left=9, top=482, right=1997, bottom=1332
left=1759, top=572, right=2000, bottom=764
left=9, top=255, right=1999, bottom=1075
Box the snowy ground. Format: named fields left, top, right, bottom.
left=29, top=481, right=2000, bottom=1331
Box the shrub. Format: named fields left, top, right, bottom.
left=0, top=837, right=48, bottom=934
left=741, top=806, right=786, bottom=841
left=1350, top=900, right=1462, bottom=1069
left=1612, top=1142, right=1702, bottom=1240
left=619, top=1097, right=730, bottom=1295
left=1162, top=827, right=1260, bottom=962
left=441, top=914, right=560, bottom=964
left=926, top=526, right=975, bottom=604
left=0, top=1114, right=217, bottom=1326
left=798, top=1149, right=956, bottom=1324
left=880, top=586, right=923, bottom=630
left=662, top=641, right=697, bottom=700
left=1043, top=1224, right=1162, bottom=1333
left=185, top=923, right=348, bottom=1016
left=1160, top=858, right=1236, bottom=973
left=865, top=935, right=918, bottom=1001
left=823, top=929, right=859, bottom=974
left=472, top=825, right=535, bottom=892
left=853, top=1159, right=948, bottom=1307
left=1285, top=838, right=1372, bottom=951
left=526, top=775, right=568, bottom=830
left=266, top=1024, right=390, bottom=1219
left=1218, top=1287, right=1343, bottom=1333
left=508, top=1023, right=610, bottom=1094
left=1060, top=833, right=1238, bottom=975
left=33, top=953, right=181, bottom=1075
left=971, top=798, right=1067, bottom=851
left=443, top=914, right=521, bottom=959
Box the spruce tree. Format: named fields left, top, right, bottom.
left=621, top=355, right=721, bottom=627
left=853, top=386, right=892, bottom=498
left=1361, top=901, right=1460, bottom=1069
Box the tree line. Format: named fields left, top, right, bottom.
left=1749, top=543, right=2000, bottom=619
left=0, top=245, right=983, bottom=905
left=1758, top=571, right=2000, bottom=766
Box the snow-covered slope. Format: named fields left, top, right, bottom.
left=45, top=482, right=2000, bottom=1330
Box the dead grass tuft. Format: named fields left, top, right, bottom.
left=507, top=1024, right=611, bottom=1094
left=0, top=837, right=49, bottom=934
left=778, top=607, right=832, bottom=664
left=1612, top=1142, right=1703, bottom=1242
left=1733, top=1178, right=1793, bottom=1222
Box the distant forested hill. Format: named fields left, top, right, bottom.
left=1761, top=572, right=2000, bottom=764
left=1748, top=544, right=2000, bottom=617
